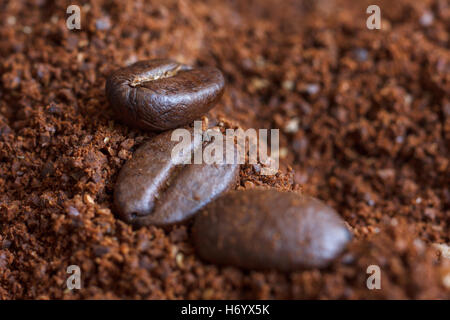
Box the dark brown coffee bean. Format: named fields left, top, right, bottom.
left=193, top=189, right=351, bottom=271
left=105, top=59, right=225, bottom=131
left=114, top=127, right=239, bottom=227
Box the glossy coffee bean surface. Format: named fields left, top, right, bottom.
left=106, top=59, right=225, bottom=131
left=193, top=189, right=351, bottom=271
left=114, top=127, right=239, bottom=227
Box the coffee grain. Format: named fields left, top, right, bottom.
left=114, top=127, right=239, bottom=227
left=193, top=189, right=351, bottom=271
left=106, top=59, right=225, bottom=131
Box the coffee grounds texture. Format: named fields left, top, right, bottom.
left=0, top=0, right=449, bottom=299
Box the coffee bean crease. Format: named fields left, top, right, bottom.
left=106, top=59, right=225, bottom=131
left=114, top=128, right=239, bottom=227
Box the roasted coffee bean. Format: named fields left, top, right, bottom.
left=114, top=127, right=239, bottom=227
left=193, top=189, right=351, bottom=271
left=105, top=59, right=225, bottom=131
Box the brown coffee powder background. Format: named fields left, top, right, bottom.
left=0, top=0, right=449, bottom=299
